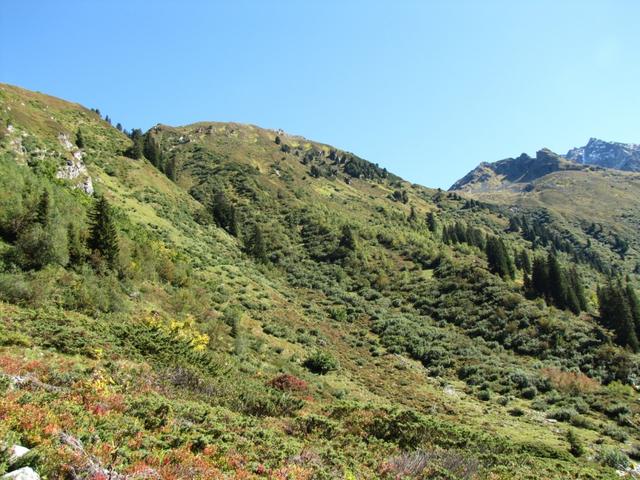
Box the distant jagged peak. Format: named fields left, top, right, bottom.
left=566, top=137, right=640, bottom=172
left=449, top=147, right=583, bottom=191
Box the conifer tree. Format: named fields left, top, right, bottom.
left=75, top=128, right=85, bottom=149
left=442, top=226, right=451, bottom=244
left=408, top=205, right=417, bottom=223
left=547, top=253, right=568, bottom=310
left=508, top=216, right=521, bottom=232
left=485, top=236, right=513, bottom=279
left=426, top=212, right=438, bottom=234
left=598, top=281, right=639, bottom=352
left=531, top=255, right=548, bottom=298
left=567, top=267, right=587, bottom=312
left=211, top=191, right=239, bottom=237
left=126, top=129, right=144, bottom=159
left=518, top=250, right=531, bottom=275
left=165, top=157, right=177, bottom=181
left=35, top=190, right=50, bottom=226
left=144, top=133, right=162, bottom=167
left=245, top=224, right=267, bottom=263
left=339, top=224, right=357, bottom=251
left=625, top=282, right=640, bottom=339
left=67, top=223, right=85, bottom=266
left=454, top=222, right=467, bottom=244
left=87, top=195, right=119, bottom=269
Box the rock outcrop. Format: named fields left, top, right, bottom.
left=55, top=133, right=94, bottom=194
left=1, top=467, right=40, bottom=480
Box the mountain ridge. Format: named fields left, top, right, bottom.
left=1, top=83, right=640, bottom=480
left=451, top=138, right=640, bottom=193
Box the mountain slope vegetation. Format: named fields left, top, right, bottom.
left=0, top=83, right=639, bottom=479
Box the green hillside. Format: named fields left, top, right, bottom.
left=451, top=150, right=640, bottom=276
left=0, top=83, right=638, bottom=479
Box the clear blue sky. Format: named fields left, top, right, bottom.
left=1, top=1, right=639, bottom=188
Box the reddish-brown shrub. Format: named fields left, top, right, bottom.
left=267, top=373, right=308, bottom=393
left=541, top=367, right=600, bottom=395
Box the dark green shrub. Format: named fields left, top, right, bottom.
left=477, top=389, right=491, bottom=401
left=603, top=424, right=629, bottom=442
left=303, top=351, right=339, bottom=374
left=547, top=408, right=578, bottom=423
left=567, top=429, right=585, bottom=457
left=237, top=389, right=304, bottom=417
left=597, top=447, right=630, bottom=469
left=521, top=386, right=538, bottom=399
left=127, top=394, right=172, bottom=429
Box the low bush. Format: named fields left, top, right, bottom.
left=267, top=373, right=308, bottom=393
left=597, top=447, right=630, bottom=469
left=303, top=351, right=339, bottom=374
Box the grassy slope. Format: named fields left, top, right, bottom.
left=0, top=83, right=637, bottom=479
left=451, top=159, right=640, bottom=273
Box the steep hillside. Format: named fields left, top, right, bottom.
left=450, top=147, right=640, bottom=276
left=1, top=83, right=639, bottom=480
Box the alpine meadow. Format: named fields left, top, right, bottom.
left=1, top=2, right=640, bottom=479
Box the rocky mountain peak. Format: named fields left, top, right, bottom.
left=566, top=138, right=640, bottom=171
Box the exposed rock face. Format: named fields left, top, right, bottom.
left=56, top=156, right=94, bottom=194
left=566, top=138, right=640, bottom=172
left=451, top=138, right=640, bottom=192
left=1, top=467, right=40, bottom=480
left=450, top=149, right=586, bottom=192
left=57, top=132, right=74, bottom=151
left=8, top=445, right=30, bottom=465
left=55, top=133, right=94, bottom=194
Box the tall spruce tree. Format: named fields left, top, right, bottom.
left=485, top=236, right=513, bottom=279
left=87, top=195, right=119, bottom=269
left=567, top=267, right=587, bottom=312
left=245, top=224, right=267, bottom=263
left=164, top=157, right=177, bottom=181
left=598, top=281, right=639, bottom=352
left=426, top=211, right=438, bottom=234
left=143, top=133, right=162, bottom=167
left=547, top=253, right=568, bottom=310
left=211, top=191, right=239, bottom=237
left=531, top=255, right=548, bottom=298
left=75, top=128, right=85, bottom=149
left=624, top=281, right=640, bottom=340
left=35, top=190, right=50, bottom=226
left=126, top=129, right=144, bottom=159
left=519, top=250, right=532, bottom=275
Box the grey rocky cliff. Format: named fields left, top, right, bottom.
left=55, top=133, right=94, bottom=194
left=566, top=138, right=640, bottom=172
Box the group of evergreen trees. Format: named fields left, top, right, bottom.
left=124, top=130, right=178, bottom=181
left=210, top=191, right=239, bottom=237
left=442, top=221, right=486, bottom=250
left=597, top=280, right=640, bottom=352
left=7, top=190, right=119, bottom=272
left=126, top=129, right=145, bottom=160
left=528, top=252, right=587, bottom=314
left=485, top=236, right=515, bottom=279
left=515, top=213, right=610, bottom=274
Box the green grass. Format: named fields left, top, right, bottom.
left=0, top=83, right=637, bottom=479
